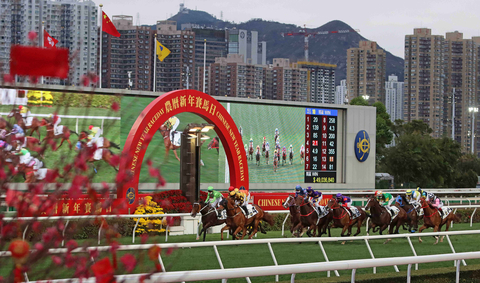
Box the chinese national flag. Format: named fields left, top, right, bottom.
left=10, top=45, right=69, bottom=79
left=102, top=11, right=120, bottom=37
left=44, top=29, right=59, bottom=48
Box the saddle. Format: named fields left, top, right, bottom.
left=242, top=204, right=259, bottom=218
left=217, top=210, right=227, bottom=220
left=386, top=206, right=400, bottom=222
left=345, top=206, right=361, bottom=220
left=439, top=207, right=452, bottom=220
left=54, top=125, right=64, bottom=136
left=315, top=206, right=328, bottom=224
left=171, top=131, right=181, bottom=146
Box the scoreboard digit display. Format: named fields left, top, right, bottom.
left=304, top=108, right=338, bottom=183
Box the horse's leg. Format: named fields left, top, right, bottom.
left=433, top=225, right=440, bottom=245
left=309, top=223, right=317, bottom=237
left=173, top=148, right=180, bottom=161
left=67, top=138, right=72, bottom=150
left=353, top=219, right=363, bottom=236
left=219, top=224, right=230, bottom=241
left=57, top=137, right=65, bottom=149
left=292, top=222, right=303, bottom=237
left=248, top=219, right=260, bottom=239
left=418, top=224, right=428, bottom=243
left=379, top=224, right=388, bottom=235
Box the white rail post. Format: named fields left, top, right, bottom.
left=471, top=208, right=477, bottom=227
left=446, top=235, right=467, bottom=266
left=267, top=242, right=279, bottom=282
left=318, top=241, right=339, bottom=277
left=406, top=264, right=412, bottom=283
left=132, top=218, right=140, bottom=243
left=351, top=269, right=356, bottom=283
left=101, top=118, right=105, bottom=132
left=22, top=224, right=29, bottom=240
left=157, top=253, right=166, bottom=272
left=75, top=118, right=79, bottom=134
left=213, top=245, right=227, bottom=283
left=282, top=214, right=289, bottom=236
left=456, top=259, right=461, bottom=283
left=290, top=273, right=295, bottom=283
left=98, top=221, right=104, bottom=245
left=364, top=239, right=376, bottom=274
left=23, top=272, right=29, bottom=282
left=407, top=236, right=419, bottom=270
left=451, top=209, right=457, bottom=228
left=366, top=218, right=370, bottom=235
left=61, top=220, right=70, bottom=247
left=165, top=225, right=169, bottom=242
left=196, top=220, right=201, bottom=239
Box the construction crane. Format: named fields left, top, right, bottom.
left=281, top=25, right=360, bottom=62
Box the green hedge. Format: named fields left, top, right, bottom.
left=51, top=92, right=121, bottom=109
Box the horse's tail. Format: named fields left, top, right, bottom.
left=69, top=130, right=79, bottom=136
left=262, top=212, right=275, bottom=227
left=110, top=141, right=121, bottom=149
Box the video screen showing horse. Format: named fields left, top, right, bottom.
left=121, top=96, right=223, bottom=183
left=0, top=89, right=121, bottom=183
left=226, top=102, right=306, bottom=183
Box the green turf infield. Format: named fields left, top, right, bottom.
left=0, top=105, right=120, bottom=182
left=0, top=223, right=478, bottom=282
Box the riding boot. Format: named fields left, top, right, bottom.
left=217, top=209, right=222, bottom=218
left=242, top=205, right=249, bottom=216
left=439, top=209, right=444, bottom=218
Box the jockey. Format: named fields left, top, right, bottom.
left=230, top=188, right=249, bottom=216
left=255, top=145, right=260, bottom=154
left=18, top=105, right=31, bottom=119
left=375, top=190, right=394, bottom=214
left=48, top=113, right=61, bottom=134
left=311, top=191, right=323, bottom=215
left=164, top=116, right=180, bottom=141
left=306, top=187, right=315, bottom=201
left=87, top=125, right=102, bottom=146
left=336, top=193, right=354, bottom=215
left=295, top=185, right=307, bottom=198
left=249, top=138, right=253, bottom=148
left=427, top=193, right=444, bottom=217
left=282, top=146, right=287, bottom=154
left=405, top=189, right=422, bottom=208
left=14, top=147, right=34, bottom=166
left=228, top=186, right=235, bottom=193
left=205, top=186, right=223, bottom=218
left=11, top=124, right=25, bottom=139
left=275, top=128, right=279, bottom=137
left=239, top=186, right=250, bottom=205
left=289, top=144, right=293, bottom=153
left=416, top=187, right=427, bottom=198
left=239, top=126, right=243, bottom=137
left=265, top=142, right=270, bottom=152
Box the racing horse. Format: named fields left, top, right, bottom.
left=326, top=197, right=367, bottom=244
left=17, top=163, right=63, bottom=183
left=289, top=147, right=294, bottom=165
left=418, top=197, right=460, bottom=245
left=273, top=151, right=279, bottom=172
left=219, top=197, right=274, bottom=240
left=78, top=131, right=120, bottom=149
left=262, top=138, right=266, bottom=156
left=395, top=195, right=419, bottom=233
left=293, top=195, right=331, bottom=237
left=300, top=146, right=304, bottom=164
left=207, top=136, right=220, bottom=153
left=39, top=118, right=77, bottom=150
left=75, top=141, right=118, bottom=174
left=265, top=148, right=269, bottom=164
left=282, top=148, right=287, bottom=166
left=248, top=143, right=254, bottom=160
left=282, top=195, right=301, bottom=236
left=7, top=108, right=41, bottom=139
left=0, top=129, right=43, bottom=153
left=191, top=200, right=227, bottom=242
left=255, top=146, right=261, bottom=166
left=158, top=124, right=181, bottom=161
left=365, top=197, right=408, bottom=244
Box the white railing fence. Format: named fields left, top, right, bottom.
left=2, top=230, right=479, bottom=283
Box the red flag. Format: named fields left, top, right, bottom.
left=44, top=29, right=59, bottom=48
left=10, top=45, right=69, bottom=79
left=102, top=11, right=120, bottom=37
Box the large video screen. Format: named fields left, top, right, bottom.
left=1, top=89, right=120, bottom=183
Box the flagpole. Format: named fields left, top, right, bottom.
left=99, top=4, right=103, bottom=88
left=41, top=21, right=44, bottom=85
left=202, top=39, right=206, bottom=93
left=153, top=35, right=157, bottom=92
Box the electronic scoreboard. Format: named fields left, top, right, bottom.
left=304, top=108, right=338, bottom=183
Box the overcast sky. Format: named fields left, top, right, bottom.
left=97, top=0, right=480, bottom=58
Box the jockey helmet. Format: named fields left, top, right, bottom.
left=249, top=138, right=253, bottom=143
left=313, top=191, right=321, bottom=197
left=266, top=142, right=269, bottom=145
left=263, top=136, right=266, bottom=140
left=427, top=193, right=434, bottom=200
left=283, top=146, right=286, bottom=149
left=306, top=187, right=314, bottom=194
left=275, top=128, right=278, bottom=132
left=18, top=105, right=23, bottom=110
left=228, top=186, right=235, bottom=192
left=416, top=187, right=422, bottom=192
left=295, top=185, right=302, bottom=191
left=0, top=140, right=5, bottom=148
left=289, top=144, right=292, bottom=148
left=274, top=150, right=277, bottom=154
left=48, top=113, right=53, bottom=118
left=229, top=191, right=236, bottom=196
left=75, top=141, right=81, bottom=150
left=89, top=125, right=94, bottom=130
left=239, top=186, right=246, bottom=191
left=374, top=190, right=382, bottom=197
left=207, top=186, right=214, bottom=192
left=336, top=193, right=343, bottom=198
left=406, top=189, right=413, bottom=195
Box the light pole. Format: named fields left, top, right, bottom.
left=469, top=107, right=478, bottom=154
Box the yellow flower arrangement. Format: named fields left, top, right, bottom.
left=132, top=196, right=166, bottom=234
left=27, top=91, right=54, bottom=105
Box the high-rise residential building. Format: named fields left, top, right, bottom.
left=227, top=29, right=266, bottom=65
left=404, top=28, right=445, bottom=138
left=385, top=74, right=404, bottom=122
left=443, top=31, right=479, bottom=152
left=0, top=0, right=98, bottom=86
left=335, top=79, right=347, bottom=105
left=346, top=41, right=386, bottom=104
left=297, top=61, right=336, bottom=103
left=155, top=20, right=195, bottom=92
left=101, top=15, right=154, bottom=90
left=263, top=58, right=308, bottom=101
left=199, top=54, right=263, bottom=98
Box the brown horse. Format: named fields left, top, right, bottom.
left=191, top=200, right=227, bottom=242
left=418, top=197, right=460, bottom=245
left=394, top=195, right=419, bottom=233
left=207, top=136, right=220, bottom=153
left=289, top=148, right=293, bottom=165
left=255, top=147, right=261, bottom=166
left=7, top=109, right=41, bottom=139
left=282, top=149, right=287, bottom=166
left=293, top=195, right=332, bottom=237
left=265, top=149, right=269, bottom=164
left=262, top=140, right=266, bottom=156
left=248, top=143, right=254, bottom=160
left=40, top=118, right=77, bottom=150
left=365, top=197, right=408, bottom=243
left=219, top=197, right=274, bottom=240
left=0, top=117, right=12, bottom=130
left=76, top=141, right=118, bottom=173
left=17, top=163, right=62, bottom=183
left=273, top=152, right=278, bottom=172
left=300, top=147, right=304, bottom=164
left=78, top=131, right=120, bottom=149
left=282, top=195, right=301, bottom=235
left=158, top=124, right=180, bottom=161
left=326, top=197, right=367, bottom=243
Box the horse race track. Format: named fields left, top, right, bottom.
left=1, top=223, right=478, bottom=282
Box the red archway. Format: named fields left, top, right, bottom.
left=118, top=89, right=249, bottom=207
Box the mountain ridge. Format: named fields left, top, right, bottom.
left=165, top=9, right=404, bottom=83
